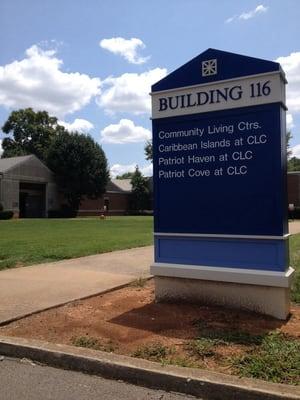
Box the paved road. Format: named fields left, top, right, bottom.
left=0, top=357, right=197, bottom=400
left=0, top=246, right=153, bottom=325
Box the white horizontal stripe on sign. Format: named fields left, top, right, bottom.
left=151, top=71, right=286, bottom=119
left=150, top=263, right=295, bottom=288
left=154, top=232, right=290, bottom=240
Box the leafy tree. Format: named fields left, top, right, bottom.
left=286, top=131, right=300, bottom=171
left=288, top=156, right=300, bottom=171
left=130, top=166, right=150, bottom=211
left=286, top=131, right=293, bottom=159
left=1, top=108, right=66, bottom=162
left=144, top=140, right=153, bottom=162
left=47, top=131, right=109, bottom=212
left=116, top=172, right=134, bottom=179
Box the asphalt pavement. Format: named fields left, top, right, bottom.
left=0, top=356, right=198, bottom=400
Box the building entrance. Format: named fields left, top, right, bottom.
left=19, top=182, right=46, bottom=218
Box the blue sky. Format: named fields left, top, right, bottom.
left=0, top=0, right=300, bottom=176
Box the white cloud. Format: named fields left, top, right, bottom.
left=110, top=163, right=136, bottom=178
left=276, top=52, right=300, bottom=115
left=141, top=163, right=153, bottom=177
left=100, top=37, right=149, bottom=65
left=110, top=162, right=152, bottom=178
left=226, top=4, right=268, bottom=23
left=101, top=119, right=151, bottom=144
left=97, top=68, right=167, bottom=115
left=58, top=118, right=94, bottom=133
left=239, top=4, right=268, bottom=20
left=287, top=114, right=294, bottom=130
left=0, top=45, right=101, bottom=118
left=291, top=144, right=300, bottom=158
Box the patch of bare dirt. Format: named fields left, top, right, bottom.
left=1, top=279, right=299, bottom=375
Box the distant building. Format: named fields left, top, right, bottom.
left=78, top=179, right=132, bottom=216
left=0, top=155, right=59, bottom=218
left=0, top=155, right=133, bottom=217
left=287, top=171, right=300, bottom=207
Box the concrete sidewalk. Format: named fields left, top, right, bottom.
left=0, top=246, right=153, bottom=325
left=289, top=220, right=300, bottom=235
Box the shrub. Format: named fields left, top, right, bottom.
left=48, top=209, right=62, bottom=218
left=48, top=205, right=77, bottom=218
left=61, top=205, right=77, bottom=218
left=289, top=206, right=300, bottom=219
left=127, top=210, right=153, bottom=216
left=0, top=203, right=3, bottom=212
left=0, top=210, right=14, bottom=220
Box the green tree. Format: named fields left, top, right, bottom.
left=288, top=156, right=300, bottom=171
left=144, top=140, right=153, bottom=162
left=116, top=172, right=134, bottom=179
left=47, top=131, right=109, bottom=212
left=130, top=166, right=150, bottom=211
left=286, top=131, right=300, bottom=171
left=286, top=131, right=293, bottom=159
left=1, top=108, right=66, bottom=162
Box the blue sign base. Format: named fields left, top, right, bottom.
left=154, top=235, right=289, bottom=272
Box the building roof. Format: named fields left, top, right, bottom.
left=106, top=179, right=132, bottom=193
left=0, top=155, right=34, bottom=173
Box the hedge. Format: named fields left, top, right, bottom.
left=0, top=210, right=14, bottom=220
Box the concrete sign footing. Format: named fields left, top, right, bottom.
left=154, top=276, right=291, bottom=320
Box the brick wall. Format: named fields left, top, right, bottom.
left=77, top=192, right=130, bottom=216
left=287, top=173, right=300, bottom=207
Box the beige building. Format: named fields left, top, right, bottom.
left=0, top=155, right=59, bottom=217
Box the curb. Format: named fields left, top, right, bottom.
left=0, top=336, right=299, bottom=400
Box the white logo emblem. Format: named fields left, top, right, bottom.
left=202, top=59, right=217, bottom=77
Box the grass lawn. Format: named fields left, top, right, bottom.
left=290, top=233, right=300, bottom=303
left=0, top=216, right=153, bottom=270
left=0, top=216, right=299, bottom=304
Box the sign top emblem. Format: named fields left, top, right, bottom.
left=202, top=59, right=217, bottom=77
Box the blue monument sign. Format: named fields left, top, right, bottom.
left=150, top=49, right=294, bottom=319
